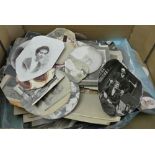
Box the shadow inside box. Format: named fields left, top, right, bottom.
left=0, top=89, right=23, bottom=129
left=124, top=113, right=155, bottom=129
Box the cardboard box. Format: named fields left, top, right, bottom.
left=0, top=25, right=155, bottom=128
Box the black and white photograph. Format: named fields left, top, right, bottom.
left=98, top=59, right=143, bottom=116
left=2, top=70, right=65, bottom=108
left=15, top=36, right=65, bottom=81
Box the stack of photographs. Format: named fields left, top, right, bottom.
left=0, top=29, right=137, bottom=129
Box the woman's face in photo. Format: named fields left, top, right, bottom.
left=121, top=68, right=126, bottom=78
left=114, top=82, right=119, bottom=89
left=37, top=49, right=48, bottom=58
left=36, top=46, right=49, bottom=61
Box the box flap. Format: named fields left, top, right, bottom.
left=129, top=25, right=155, bottom=61
left=24, top=25, right=133, bottom=40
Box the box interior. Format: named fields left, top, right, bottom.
left=0, top=25, right=155, bottom=128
